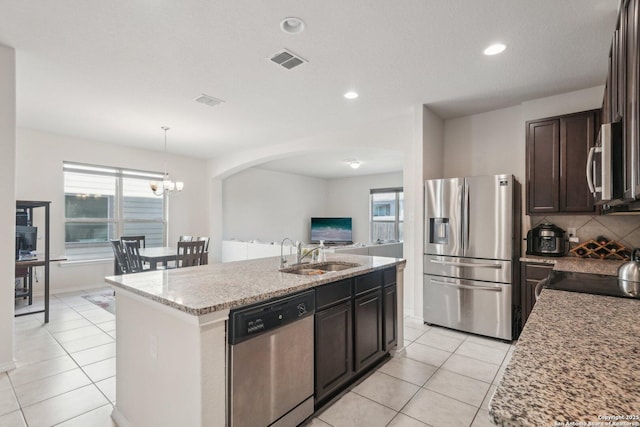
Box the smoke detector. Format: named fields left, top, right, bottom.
left=270, top=49, right=308, bottom=70
left=194, top=94, right=224, bottom=107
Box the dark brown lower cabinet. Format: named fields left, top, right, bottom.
left=520, top=262, right=553, bottom=331
left=353, top=289, right=383, bottom=373
left=383, top=284, right=397, bottom=351
left=315, top=300, right=352, bottom=403
left=314, top=267, right=397, bottom=406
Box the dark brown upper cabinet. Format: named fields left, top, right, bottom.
left=526, top=109, right=600, bottom=215
left=602, top=0, right=639, bottom=201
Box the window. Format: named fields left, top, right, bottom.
left=370, top=188, right=403, bottom=243
left=64, top=162, right=166, bottom=259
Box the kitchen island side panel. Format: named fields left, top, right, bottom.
left=112, top=289, right=227, bottom=427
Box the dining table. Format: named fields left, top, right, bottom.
left=137, top=247, right=177, bottom=270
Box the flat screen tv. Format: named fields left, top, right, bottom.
left=310, top=217, right=353, bottom=245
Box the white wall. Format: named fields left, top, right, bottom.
left=15, top=128, right=209, bottom=293
left=222, top=168, right=329, bottom=243
left=326, top=172, right=403, bottom=244
left=222, top=168, right=404, bottom=245
left=0, top=45, right=16, bottom=372
left=444, top=106, right=525, bottom=180
left=404, top=105, right=444, bottom=319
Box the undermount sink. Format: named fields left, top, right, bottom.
left=280, top=262, right=360, bottom=275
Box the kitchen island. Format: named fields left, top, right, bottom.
left=105, top=253, right=405, bottom=427
left=489, top=288, right=640, bottom=426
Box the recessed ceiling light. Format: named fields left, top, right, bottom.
left=345, top=159, right=361, bottom=169
left=344, top=91, right=359, bottom=100
left=280, top=17, right=305, bottom=34
left=484, top=43, right=506, bottom=56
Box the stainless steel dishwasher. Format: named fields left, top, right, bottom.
left=228, top=290, right=315, bottom=427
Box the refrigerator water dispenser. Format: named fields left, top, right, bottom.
left=429, top=218, right=449, bottom=244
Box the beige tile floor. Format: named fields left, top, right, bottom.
left=4, top=291, right=514, bottom=426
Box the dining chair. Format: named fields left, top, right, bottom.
left=177, top=240, right=206, bottom=267
left=179, top=235, right=193, bottom=242
left=120, top=235, right=146, bottom=249
left=110, top=239, right=131, bottom=274
left=123, top=240, right=146, bottom=273
left=196, top=236, right=210, bottom=265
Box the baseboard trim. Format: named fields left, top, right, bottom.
left=0, top=360, right=16, bottom=374
left=111, top=407, right=131, bottom=427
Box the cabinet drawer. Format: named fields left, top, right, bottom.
left=523, top=263, right=553, bottom=281
left=355, top=271, right=382, bottom=295
left=316, top=279, right=352, bottom=310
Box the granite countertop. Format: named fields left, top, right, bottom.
left=489, top=289, right=640, bottom=426
left=553, top=257, right=625, bottom=276
left=519, top=255, right=559, bottom=264
left=521, top=255, right=626, bottom=276
left=105, top=253, right=405, bottom=316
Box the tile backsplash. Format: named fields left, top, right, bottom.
left=529, top=215, right=640, bottom=251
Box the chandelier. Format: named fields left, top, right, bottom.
left=150, top=126, right=184, bottom=196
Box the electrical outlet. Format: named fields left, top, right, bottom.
left=150, top=335, right=158, bottom=359
left=569, top=237, right=579, bottom=243
left=567, top=228, right=577, bottom=237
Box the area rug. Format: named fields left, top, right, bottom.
left=82, top=291, right=116, bottom=314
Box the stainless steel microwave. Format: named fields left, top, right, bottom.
left=587, top=121, right=624, bottom=206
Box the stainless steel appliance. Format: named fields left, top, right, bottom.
left=525, top=223, right=567, bottom=256
left=617, top=248, right=640, bottom=297
left=587, top=121, right=630, bottom=211
left=424, top=174, right=520, bottom=340
left=228, top=290, right=315, bottom=427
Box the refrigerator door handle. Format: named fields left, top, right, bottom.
left=430, top=259, right=502, bottom=269
left=458, top=184, right=464, bottom=250
left=429, top=279, right=503, bottom=292
left=463, top=182, right=470, bottom=253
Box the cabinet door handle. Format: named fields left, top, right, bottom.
left=534, top=277, right=548, bottom=300
left=430, top=259, right=502, bottom=269
left=429, top=279, right=503, bottom=292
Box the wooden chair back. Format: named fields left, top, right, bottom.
left=177, top=240, right=206, bottom=268
left=196, top=236, right=210, bottom=264
left=179, top=235, right=193, bottom=242
left=110, top=239, right=131, bottom=274
left=120, top=235, right=146, bottom=248
left=123, top=240, right=145, bottom=273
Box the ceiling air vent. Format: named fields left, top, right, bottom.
left=270, top=49, right=307, bottom=70
left=194, top=94, right=224, bottom=107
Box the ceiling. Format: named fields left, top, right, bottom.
left=0, top=0, right=619, bottom=178
left=257, top=148, right=404, bottom=179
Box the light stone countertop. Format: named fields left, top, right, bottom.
left=105, top=253, right=405, bottom=316
left=519, top=255, right=559, bottom=264
left=521, top=256, right=626, bottom=276
left=552, top=257, right=625, bottom=276
left=489, top=289, right=640, bottom=427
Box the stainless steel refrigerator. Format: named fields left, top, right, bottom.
left=423, top=174, right=520, bottom=340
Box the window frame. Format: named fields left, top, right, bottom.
left=369, top=187, right=404, bottom=243
left=63, top=162, right=167, bottom=259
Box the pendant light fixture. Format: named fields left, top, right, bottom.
left=150, top=126, right=184, bottom=196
